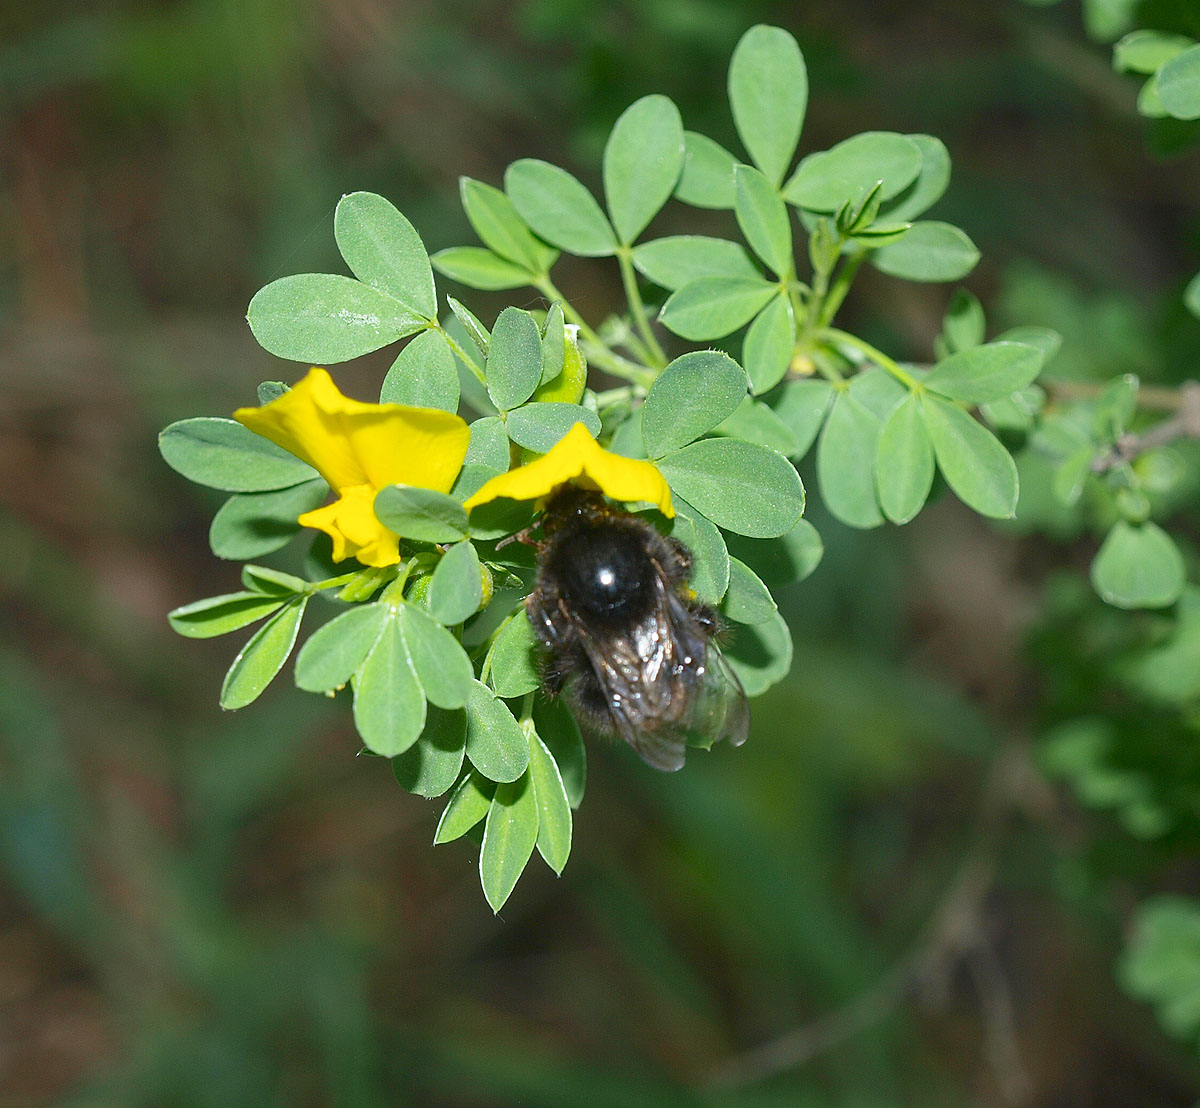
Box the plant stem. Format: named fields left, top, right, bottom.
left=1090, top=381, right=1200, bottom=472
left=823, top=327, right=920, bottom=390
left=1043, top=377, right=1188, bottom=412
left=616, top=246, right=668, bottom=368
left=818, top=249, right=867, bottom=328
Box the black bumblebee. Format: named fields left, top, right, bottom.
left=526, top=485, right=749, bottom=772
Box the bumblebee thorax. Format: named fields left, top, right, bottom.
left=544, top=522, right=656, bottom=627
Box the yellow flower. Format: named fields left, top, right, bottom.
left=463, top=422, right=673, bottom=517
left=234, top=368, right=469, bottom=567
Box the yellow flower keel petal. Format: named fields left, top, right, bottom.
left=463, top=422, right=673, bottom=517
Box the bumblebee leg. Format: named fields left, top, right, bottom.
left=526, top=590, right=569, bottom=647
left=663, top=537, right=693, bottom=579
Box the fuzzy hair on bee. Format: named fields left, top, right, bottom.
left=525, top=485, right=749, bottom=772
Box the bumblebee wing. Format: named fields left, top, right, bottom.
left=683, top=637, right=750, bottom=751
left=567, top=611, right=689, bottom=772
left=561, top=571, right=748, bottom=771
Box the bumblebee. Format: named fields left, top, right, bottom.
left=526, top=486, right=749, bottom=771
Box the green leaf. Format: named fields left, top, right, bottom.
left=528, top=729, right=572, bottom=875
left=659, top=276, right=777, bottom=341
left=1052, top=447, right=1094, bottom=508
left=721, top=557, right=777, bottom=625
left=734, top=164, right=792, bottom=277
left=334, top=192, right=437, bottom=319
left=870, top=221, right=980, bottom=282
left=294, top=603, right=387, bottom=693
left=1082, top=0, right=1138, bottom=42
left=641, top=350, right=749, bottom=458
left=995, top=325, right=1061, bottom=364
left=380, top=328, right=460, bottom=411
left=540, top=303, right=566, bottom=384
left=784, top=132, right=921, bottom=211
left=1119, top=896, right=1200, bottom=1043
left=209, top=479, right=328, bottom=560
left=241, top=564, right=309, bottom=596
left=742, top=294, right=795, bottom=394
left=429, top=540, right=484, bottom=625
left=849, top=368, right=908, bottom=420
left=631, top=235, right=759, bottom=290
left=401, top=604, right=473, bottom=709
left=480, top=772, right=539, bottom=912
left=446, top=296, right=490, bottom=356
left=257, top=381, right=287, bottom=404
left=1091, top=520, right=1186, bottom=609
left=532, top=698, right=586, bottom=808
left=373, top=486, right=469, bottom=543
left=816, top=391, right=884, bottom=528
left=460, top=177, right=557, bottom=274
left=486, top=306, right=543, bottom=411
left=658, top=438, right=804, bottom=538
left=939, top=288, right=985, bottom=355
left=609, top=411, right=647, bottom=459
left=1092, top=373, right=1139, bottom=440
left=159, top=417, right=318, bottom=492
left=220, top=596, right=309, bottom=709
left=465, top=416, right=510, bottom=473
left=465, top=680, right=530, bottom=783
left=353, top=611, right=426, bottom=755
left=875, top=394, right=935, bottom=525
left=434, top=769, right=495, bottom=842
left=670, top=499, right=730, bottom=604
left=506, top=403, right=601, bottom=453
left=769, top=378, right=835, bottom=458
left=712, top=395, right=799, bottom=456
left=728, top=25, right=808, bottom=188
left=392, top=706, right=467, bottom=798
left=603, top=94, right=685, bottom=244
left=924, top=341, right=1044, bottom=404
left=505, top=159, right=617, bottom=257
left=168, top=592, right=287, bottom=639
left=467, top=496, right=535, bottom=542
left=1158, top=43, right=1200, bottom=119
left=488, top=611, right=542, bottom=699
left=676, top=131, right=738, bottom=208
left=1113, top=30, right=1194, bottom=74
left=920, top=393, right=1018, bottom=518
left=430, top=246, right=532, bottom=291
left=247, top=274, right=427, bottom=362
left=1138, top=73, right=1169, bottom=118
left=726, top=517, right=823, bottom=587
left=726, top=610, right=793, bottom=696
left=450, top=464, right=492, bottom=505
left=878, top=134, right=951, bottom=222
left=1184, top=271, right=1200, bottom=320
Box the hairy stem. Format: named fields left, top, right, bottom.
left=434, top=324, right=487, bottom=384
left=617, top=246, right=668, bottom=369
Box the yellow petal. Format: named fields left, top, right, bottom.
left=463, top=422, right=673, bottom=517
left=298, top=485, right=401, bottom=567
left=234, top=367, right=469, bottom=495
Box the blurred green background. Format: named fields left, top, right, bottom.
left=5, top=1, right=1200, bottom=1105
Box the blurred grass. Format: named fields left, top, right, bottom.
left=5, top=1, right=1200, bottom=1105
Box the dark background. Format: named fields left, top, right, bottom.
left=4, top=1, right=1200, bottom=1105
